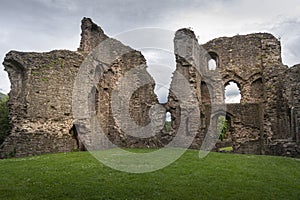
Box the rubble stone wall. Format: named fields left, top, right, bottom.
left=0, top=50, right=83, bottom=157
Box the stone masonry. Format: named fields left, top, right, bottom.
left=0, top=18, right=299, bottom=158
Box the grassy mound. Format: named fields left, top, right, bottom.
left=0, top=149, right=299, bottom=199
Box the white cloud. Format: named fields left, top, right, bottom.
left=0, top=0, right=299, bottom=96
left=225, top=82, right=241, bottom=103
left=143, top=49, right=176, bottom=103
left=225, top=94, right=241, bottom=104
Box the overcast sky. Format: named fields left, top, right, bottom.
left=0, top=0, right=299, bottom=103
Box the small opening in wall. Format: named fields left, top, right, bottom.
left=89, top=86, right=99, bottom=114
left=165, top=111, right=171, bottom=132
left=69, top=124, right=80, bottom=150
left=69, top=124, right=86, bottom=151
left=208, top=59, right=217, bottom=70
left=225, top=81, right=241, bottom=103
left=207, top=52, right=219, bottom=71
left=215, top=114, right=233, bottom=152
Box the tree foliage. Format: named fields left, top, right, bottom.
left=217, top=115, right=228, bottom=141
left=165, top=121, right=171, bottom=132
left=0, top=95, right=11, bottom=144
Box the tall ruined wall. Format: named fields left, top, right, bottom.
left=169, top=28, right=203, bottom=148
left=259, top=35, right=298, bottom=155
left=0, top=50, right=83, bottom=157
left=260, top=35, right=286, bottom=143
left=77, top=18, right=162, bottom=149
left=96, top=50, right=161, bottom=148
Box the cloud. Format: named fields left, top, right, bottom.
left=0, top=0, right=299, bottom=96
left=143, top=49, right=176, bottom=103
left=267, top=18, right=300, bottom=66
left=225, top=82, right=241, bottom=103
left=225, top=94, right=241, bottom=104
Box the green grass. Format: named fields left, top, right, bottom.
left=0, top=149, right=299, bottom=199
left=219, top=146, right=233, bottom=152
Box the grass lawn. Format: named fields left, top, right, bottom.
left=219, top=146, right=233, bottom=152
left=0, top=149, right=299, bottom=200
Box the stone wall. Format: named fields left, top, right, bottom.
left=268, top=64, right=300, bottom=157
left=95, top=50, right=161, bottom=149
left=0, top=50, right=83, bottom=157
left=283, top=64, right=300, bottom=141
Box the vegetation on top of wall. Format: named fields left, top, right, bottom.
left=0, top=94, right=11, bottom=144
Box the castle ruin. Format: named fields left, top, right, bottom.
left=0, top=18, right=299, bottom=158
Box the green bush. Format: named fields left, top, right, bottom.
left=0, top=95, right=11, bottom=144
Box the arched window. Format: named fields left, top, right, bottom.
left=165, top=111, right=171, bottom=132
left=166, top=111, right=171, bottom=122
left=225, top=81, right=241, bottom=103
left=201, top=81, right=212, bottom=104
left=207, top=52, right=219, bottom=71
left=89, top=86, right=99, bottom=113
left=208, top=59, right=217, bottom=70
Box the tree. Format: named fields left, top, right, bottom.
left=0, top=95, right=11, bottom=144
